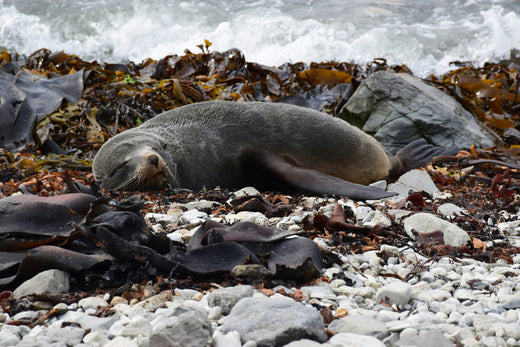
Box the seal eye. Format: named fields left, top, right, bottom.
left=110, top=160, right=129, bottom=177
left=149, top=155, right=159, bottom=167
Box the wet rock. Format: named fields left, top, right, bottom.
left=403, top=213, right=471, bottom=246
left=13, top=269, right=69, bottom=299
left=337, top=70, right=496, bottom=153
left=149, top=310, right=212, bottom=347
left=375, top=280, right=412, bottom=306
left=328, top=315, right=389, bottom=339
left=220, top=296, right=327, bottom=346
left=387, top=169, right=439, bottom=196
left=207, top=285, right=254, bottom=315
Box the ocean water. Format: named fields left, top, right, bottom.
left=1, top=0, right=519, bottom=76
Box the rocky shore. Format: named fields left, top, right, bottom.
left=2, top=168, right=520, bottom=346
left=1, top=47, right=519, bottom=346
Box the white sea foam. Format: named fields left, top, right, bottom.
left=1, top=0, right=519, bottom=76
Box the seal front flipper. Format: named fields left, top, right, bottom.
left=393, top=139, right=460, bottom=179
left=242, top=150, right=396, bottom=201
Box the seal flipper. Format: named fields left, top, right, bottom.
left=393, top=139, right=459, bottom=178
left=242, top=150, right=396, bottom=200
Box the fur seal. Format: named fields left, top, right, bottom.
left=92, top=101, right=455, bottom=200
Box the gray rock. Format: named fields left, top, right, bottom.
left=438, top=203, right=467, bottom=219
left=301, top=285, right=337, bottom=300
left=387, top=170, right=439, bottom=196
left=180, top=209, right=208, bottom=224
left=120, top=315, right=153, bottom=337
left=232, top=186, right=262, bottom=198
left=328, top=315, right=389, bottom=339
left=83, top=329, right=111, bottom=346
left=78, top=296, right=109, bottom=310
left=328, top=332, right=386, bottom=347
left=283, top=339, right=325, bottom=347
left=478, top=336, right=507, bottom=347
left=501, top=297, right=520, bottom=309
left=361, top=210, right=392, bottom=228
left=337, top=70, right=496, bottom=153
left=212, top=330, right=242, bottom=347
left=57, top=311, right=117, bottom=331
left=30, top=326, right=85, bottom=346
left=224, top=211, right=269, bottom=226
left=0, top=330, right=19, bottom=346
left=13, top=269, right=69, bottom=299
left=104, top=336, right=138, bottom=347
left=144, top=212, right=179, bottom=225
left=231, top=264, right=273, bottom=279
left=394, top=330, right=454, bottom=347
left=375, top=281, right=412, bottom=306
left=221, top=296, right=327, bottom=346
left=403, top=212, right=471, bottom=246
left=148, top=310, right=212, bottom=347
left=207, top=285, right=254, bottom=315
left=181, top=199, right=218, bottom=211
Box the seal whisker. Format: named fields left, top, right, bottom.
left=164, top=162, right=179, bottom=188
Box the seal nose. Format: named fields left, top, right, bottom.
left=149, top=154, right=159, bottom=168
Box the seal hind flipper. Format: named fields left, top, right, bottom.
left=393, top=139, right=459, bottom=178
left=242, top=150, right=396, bottom=200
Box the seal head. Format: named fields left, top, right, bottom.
left=93, top=133, right=172, bottom=191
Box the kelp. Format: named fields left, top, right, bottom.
left=0, top=189, right=323, bottom=290
left=428, top=62, right=519, bottom=144
left=0, top=62, right=84, bottom=151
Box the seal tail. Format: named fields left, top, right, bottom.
left=393, top=139, right=459, bottom=179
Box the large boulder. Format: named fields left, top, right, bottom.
left=220, top=296, right=327, bottom=346
left=337, top=71, right=496, bottom=154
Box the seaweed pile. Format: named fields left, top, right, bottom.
left=1, top=44, right=519, bottom=161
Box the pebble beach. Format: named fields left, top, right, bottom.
left=2, top=169, right=520, bottom=346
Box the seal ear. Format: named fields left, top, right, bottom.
left=241, top=150, right=396, bottom=200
